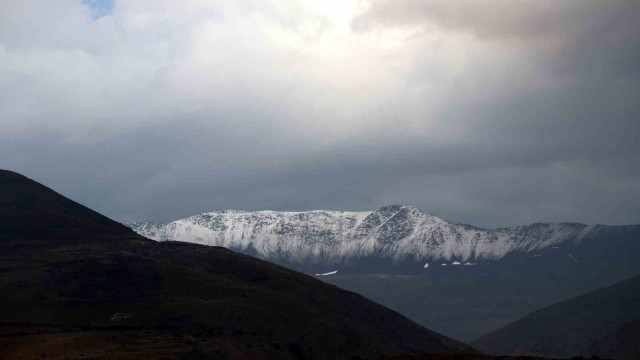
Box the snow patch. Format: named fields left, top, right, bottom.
left=316, top=270, right=338, bottom=276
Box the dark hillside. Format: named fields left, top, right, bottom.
left=0, top=169, right=143, bottom=242
left=0, top=170, right=475, bottom=359
left=471, top=274, right=640, bottom=359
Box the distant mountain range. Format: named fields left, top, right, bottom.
left=128, top=205, right=624, bottom=272
left=129, top=207, right=640, bottom=344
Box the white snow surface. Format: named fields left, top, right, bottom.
left=316, top=270, right=338, bottom=276
left=127, top=205, right=592, bottom=265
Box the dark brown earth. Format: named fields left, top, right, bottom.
left=0, top=169, right=475, bottom=359
left=0, top=325, right=280, bottom=360
left=0, top=331, right=575, bottom=360
left=372, top=354, right=587, bottom=360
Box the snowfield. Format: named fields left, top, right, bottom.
left=127, top=205, right=594, bottom=265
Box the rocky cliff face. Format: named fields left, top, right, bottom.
left=127, top=205, right=596, bottom=266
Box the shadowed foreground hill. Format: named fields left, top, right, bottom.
left=0, top=170, right=474, bottom=360
left=0, top=170, right=143, bottom=242
left=471, top=274, right=640, bottom=360
left=372, top=354, right=579, bottom=360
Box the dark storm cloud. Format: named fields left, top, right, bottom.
left=0, top=0, right=639, bottom=227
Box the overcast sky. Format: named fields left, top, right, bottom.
left=1, top=0, right=639, bottom=228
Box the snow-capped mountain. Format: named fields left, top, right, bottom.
left=127, top=205, right=597, bottom=266
left=128, top=205, right=640, bottom=341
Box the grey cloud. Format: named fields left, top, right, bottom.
left=353, top=1, right=635, bottom=41
left=1, top=0, right=639, bottom=228
left=354, top=0, right=640, bottom=80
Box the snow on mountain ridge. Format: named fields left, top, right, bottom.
left=127, top=205, right=591, bottom=264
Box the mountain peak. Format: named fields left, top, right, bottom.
left=376, top=204, right=422, bottom=213
left=0, top=170, right=144, bottom=242
left=377, top=204, right=407, bottom=211
left=0, top=169, right=27, bottom=180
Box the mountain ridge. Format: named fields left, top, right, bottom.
left=127, top=205, right=612, bottom=268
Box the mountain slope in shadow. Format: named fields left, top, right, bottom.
left=0, top=170, right=475, bottom=360
left=0, top=170, right=143, bottom=242
left=471, top=273, right=640, bottom=360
